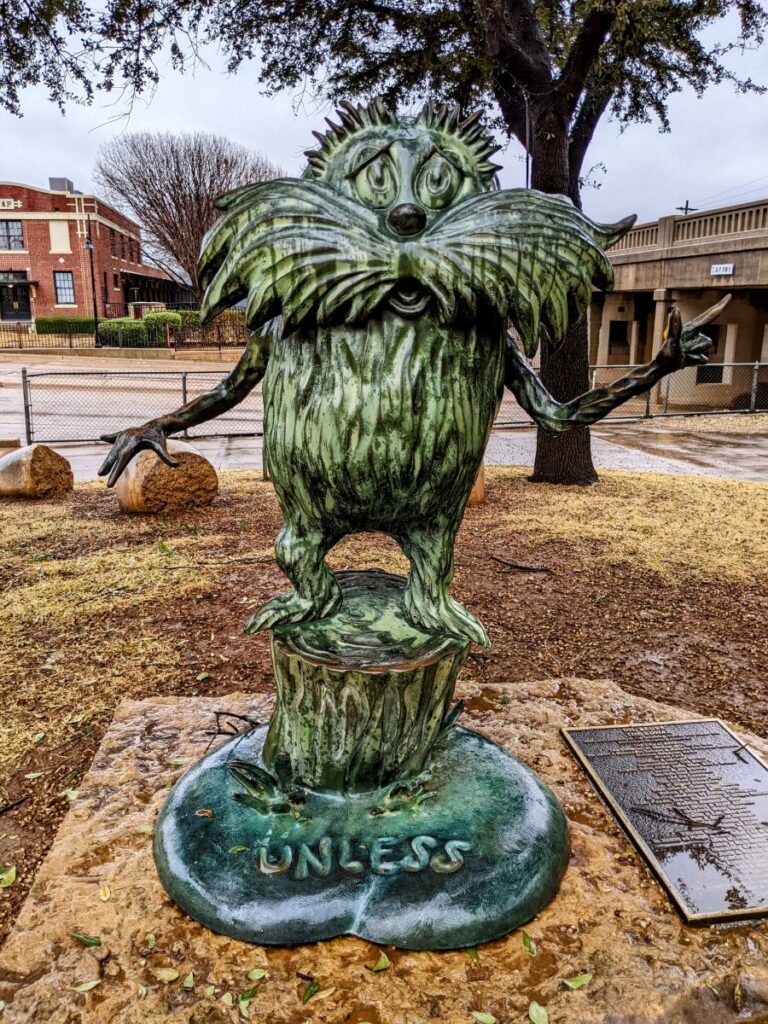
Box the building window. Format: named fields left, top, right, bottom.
left=608, top=320, right=629, bottom=353
left=0, top=220, right=24, bottom=250
left=120, top=233, right=126, bottom=259
left=54, top=270, right=76, bottom=304
left=110, top=228, right=116, bottom=257
left=113, top=272, right=120, bottom=290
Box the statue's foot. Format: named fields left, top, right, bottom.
left=245, top=588, right=341, bottom=634
left=403, top=590, right=490, bottom=648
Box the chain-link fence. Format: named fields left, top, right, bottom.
left=17, top=362, right=768, bottom=445
left=590, top=362, right=768, bottom=420
left=20, top=370, right=263, bottom=444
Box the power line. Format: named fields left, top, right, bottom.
left=693, top=174, right=768, bottom=206
left=696, top=183, right=768, bottom=211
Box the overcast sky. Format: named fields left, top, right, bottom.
left=1, top=20, right=767, bottom=227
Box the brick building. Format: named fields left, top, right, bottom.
left=0, top=177, right=192, bottom=323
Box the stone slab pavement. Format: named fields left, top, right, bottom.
left=2, top=678, right=767, bottom=1024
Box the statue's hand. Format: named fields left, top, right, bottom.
left=659, top=293, right=731, bottom=370
left=98, top=421, right=179, bottom=487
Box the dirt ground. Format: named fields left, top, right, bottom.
left=1, top=466, right=767, bottom=947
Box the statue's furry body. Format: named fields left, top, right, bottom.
left=262, top=312, right=505, bottom=642
left=99, top=99, right=722, bottom=647
left=188, top=99, right=628, bottom=645
left=265, top=314, right=503, bottom=531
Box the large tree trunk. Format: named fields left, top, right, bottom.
left=528, top=102, right=597, bottom=485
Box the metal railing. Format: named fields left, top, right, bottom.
left=0, top=319, right=248, bottom=352
left=16, top=362, right=768, bottom=446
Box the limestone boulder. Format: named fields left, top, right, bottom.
left=114, top=439, right=218, bottom=513
left=0, top=444, right=73, bottom=498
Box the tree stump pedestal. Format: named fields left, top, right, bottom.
left=154, top=570, right=569, bottom=949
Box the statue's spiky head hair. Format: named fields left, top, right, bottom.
left=303, top=98, right=502, bottom=187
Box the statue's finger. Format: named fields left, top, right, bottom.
left=685, top=293, right=731, bottom=331
left=665, top=307, right=682, bottom=344
left=107, top=445, right=138, bottom=488
left=150, top=441, right=180, bottom=469
left=97, top=446, right=120, bottom=477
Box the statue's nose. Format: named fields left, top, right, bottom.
left=387, top=203, right=427, bottom=236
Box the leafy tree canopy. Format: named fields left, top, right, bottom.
left=2, top=1, right=765, bottom=191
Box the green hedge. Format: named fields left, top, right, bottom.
left=143, top=310, right=182, bottom=330
left=35, top=316, right=95, bottom=335
left=99, top=318, right=150, bottom=347
left=178, top=310, right=201, bottom=328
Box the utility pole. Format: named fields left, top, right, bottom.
left=84, top=214, right=101, bottom=347
left=675, top=200, right=698, bottom=215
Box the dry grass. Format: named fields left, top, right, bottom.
left=1, top=466, right=765, bottom=781
left=636, top=413, right=768, bottom=434
left=1, top=465, right=767, bottom=945
left=486, top=467, right=768, bottom=582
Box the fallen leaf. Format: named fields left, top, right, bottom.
left=371, top=952, right=391, bottom=972
left=137, top=985, right=148, bottom=998
left=221, top=992, right=234, bottom=1007
left=564, top=972, right=593, bottom=990
left=98, top=883, right=111, bottom=902
left=71, top=932, right=101, bottom=947
left=135, top=824, right=154, bottom=835
left=24, top=772, right=43, bottom=780
left=523, top=931, right=537, bottom=957
left=302, top=981, right=320, bottom=1003
left=32, top=732, right=45, bottom=743
left=59, top=788, right=79, bottom=803
left=152, top=968, right=179, bottom=983
left=247, top=969, right=267, bottom=982
left=195, top=808, right=214, bottom=818
left=182, top=972, right=194, bottom=989
left=471, top=1013, right=497, bottom=1024
left=313, top=987, right=336, bottom=1000
left=0, top=866, right=16, bottom=888
left=73, top=980, right=102, bottom=993
left=734, top=979, right=743, bottom=1012
left=229, top=845, right=249, bottom=854
left=146, top=933, right=156, bottom=948
left=167, top=756, right=191, bottom=766
left=205, top=985, right=216, bottom=998
left=466, top=947, right=480, bottom=962
left=529, top=1001, right=549, bottom=1024
left=196, top=672, right=211, bottom=681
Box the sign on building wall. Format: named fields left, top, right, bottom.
left=0, top=198, right=23, bottom=210
left=710, top=263, right=734, bottom=276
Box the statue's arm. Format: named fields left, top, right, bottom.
left=98, top=323, right=272, bottom=486
left=505, top=296, right=729, bottom=434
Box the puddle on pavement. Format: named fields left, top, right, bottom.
left=595, top=425, right=768, bottom=481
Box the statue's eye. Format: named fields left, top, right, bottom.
left=354, top=154, right=399, bottom=209
left=415, top=154, right=462, bottom=210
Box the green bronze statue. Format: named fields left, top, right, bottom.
left=99, top=100, right=727, bottom=949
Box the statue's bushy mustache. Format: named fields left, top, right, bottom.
left=199, top=178, right=631, bottom=356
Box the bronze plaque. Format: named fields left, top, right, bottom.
left=562, top=719, right=768, bottom=924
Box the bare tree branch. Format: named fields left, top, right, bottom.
left=94, top=131, right=282, bottom=300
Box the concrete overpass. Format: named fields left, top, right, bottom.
left=591, top=198, right=768, bottom=410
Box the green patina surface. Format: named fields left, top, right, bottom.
left=265, top=571, right=469, bottom=792
left=154, top=722, right=569, bottom=950
left=98, top=98, right=730, bottom=949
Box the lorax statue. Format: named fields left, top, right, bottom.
left=99, top=99, right=724, bottom=649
